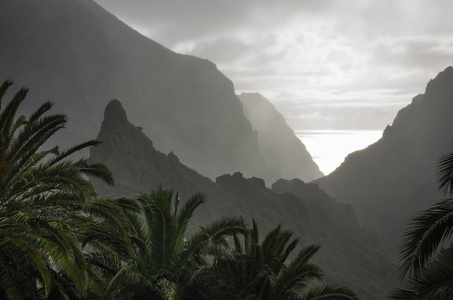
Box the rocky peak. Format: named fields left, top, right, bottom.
left=425, top=66, right=453, bottom=101
left=101, top=99, right=128, bottom=130
left=0, top=0, right=274, bottom=182
left=272, top=178, right=328, bottom=198
left=90, top=101, right=397, bottom=299
left=216, top=172, right=266, bottom=191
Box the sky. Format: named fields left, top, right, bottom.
left=94, top=0, right=453, bottom=174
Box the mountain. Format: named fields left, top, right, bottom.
left=91, top=100, right=397, bottom=299
left=238, top=93, right=323, bottom=182
left=0, top=0, right=281, bottom=182
left=315, top=66, right=453, bottom=254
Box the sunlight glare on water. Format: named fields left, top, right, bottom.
left=296, top=130, right=383, bottom=176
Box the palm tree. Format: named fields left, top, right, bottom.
left=0, top=81, right=124, bottom=299
left=388, top=244, right=453, bottom=299
left=195, top=219, right=359, bottom=300
left=101, top=188, right=246, bottom=299
left=388, top=148, right=453, bottom=299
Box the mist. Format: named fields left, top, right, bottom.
left=1, top=0, right=453, bottom=299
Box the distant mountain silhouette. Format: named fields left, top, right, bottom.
left=239, top=93, right=323, bottom=182
left=91, top=100, right=397, bottom=299
left=316, top=66, right=453, bottom=255
left=0, top=0, right=293, bottom=182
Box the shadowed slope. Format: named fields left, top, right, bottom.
left=239, top=93, right=323, bottom=183
left=91, top=100, right=397, bottom=299
left=0, top=0, right=273, bottom=181
left=316, top=66, right=453, bottom=254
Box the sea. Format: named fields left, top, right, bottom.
left=295, top=130, right=383, bottom=176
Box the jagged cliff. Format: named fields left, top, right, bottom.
left=316, top=66, right=453, bottom=254
left=0, top=0, right=276, bottom=181
left=91, top=100, right=397, bottom=299
left=239, top=93, right=323, bottom=182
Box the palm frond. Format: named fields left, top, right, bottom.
left=11, top=115, right=26, bottom=136
left=0, top=264, right=29, bottom=300
left=274, top=262, right=323, bottom=297
left=250, top=219, right=260, bottom=244
left=201, top=216, right=247, bottom=241
left=34, top=226, right=89, bottom=295
left=390, top=245, right=453, bottom=299
left=7, top=114, right=66, bottom=170
left=399, top=198, right=453, bottom=278
left=0, top=82, right=119, bottom=299
left=28, top=101, right=53, bottom=124
left=176, top=192, right=205, bottom=234
left=0, top=87, right=28, bottom=138
left=437, top=150, right=453, bottom=195
left=105, top=260, right=155, bottom=297
left=0, top=80, right=13, bottom=110
left=300, top=285, right=359, bottom=300
left=1, top=233, right=52, bottom=298
left=292, top=244, right=322, bottom=266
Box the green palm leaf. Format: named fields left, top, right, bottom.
left=0, top=80, right=13, bottom=109
left=300, top=285, right=359, bottom=300
left=0, top=81, right=118, bottom=298
left=399, top=198, right=453, bottom=278
left=390, top=245, right=453, bottom=299
left=200, top=219, right=358, bottom=300
left=437, top=150, right=453, bottom=195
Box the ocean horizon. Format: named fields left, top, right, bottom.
left=296, top=130, right=383, bottom=176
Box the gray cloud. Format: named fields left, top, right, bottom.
left=94, top=0, right=453, bottom=131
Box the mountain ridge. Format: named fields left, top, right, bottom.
left=91, top=99, right=397, bottom=299
left=1, top=0, right=300, bottom=183
left=239, top=92, right=323, bottom=182
left=315, top=66, right=453, bottom=254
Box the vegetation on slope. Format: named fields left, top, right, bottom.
left=0, top=82, right=359, bottom=299
left=0, top=81, right=136, bottom=299
left=91, top=99, right=397, bottom=299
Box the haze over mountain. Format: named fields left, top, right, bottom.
left=0, top=0, right=318, bottom=184
left=93, top=0, right=453, bottom=141
left=316, top=66, right=453, bottom=254
left=239, top=93, right=323, bottom=182
left=4, top=0, right=452, bottom=296
left=91, top=100, right=397, bottom=299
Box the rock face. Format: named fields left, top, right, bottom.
left=0, top=0, right=274, bottom=181
left=91, top=100, right=397, bottom=300
left=239, top=93, right=323, bottom=182
left=315, top=66, right=453, bottom=254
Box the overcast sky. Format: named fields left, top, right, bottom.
left=93, top=0, right=453, bottom=133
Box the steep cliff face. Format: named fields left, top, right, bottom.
left=239, top=93, right=323, bottom=182
left=316, top=66, right=453, bottom=253
left=0, top=0, right=272, bottom=181
left=91, top=100, right=397, bottom=299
